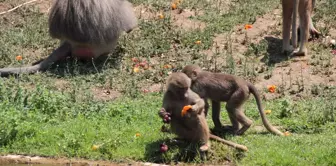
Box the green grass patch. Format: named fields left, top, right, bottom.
left=0, top=83, right=335, bottom=164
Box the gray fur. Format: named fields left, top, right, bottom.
left=0, top=0, right=137, bottom=77
left=49, top=0, right=138, bottom=45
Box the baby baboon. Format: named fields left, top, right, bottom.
left=0, top=0, right=137, bottom=77
left=159, top=72, right=248, bottom=152
left=182, top=65, right=284, bottom=136
left=282, top=0, right=320, bottom=56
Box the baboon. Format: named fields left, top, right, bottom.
left=182, top=65, right=284, bottom=136
left=159, top=72, right=248, bottom=152
left=282, top=0, right=320, bottom=56
left=0, top=0, right=137, bottom=77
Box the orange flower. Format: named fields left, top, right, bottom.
left=264, top=110, right=272, bottom=115
left=244, top=24, right=252, bottom=30
left=171, top=3, right=177, bottom=10
left=135, top=133, right=141, bottom=137
left=195, top=40, right=201, bottom=45
left=267, top=85, right=276, bottom=93
left=284, top=131, right=291, bottom=136
left=133, top=67, right=140, bottom=73
left=181, top=105, right=192, bottom=117
left=91, top=145, right=100, bottom=151
left=158, top=14, right=164, bottom=19
left=163, top=64, right=172, bottom=69
left=16, top=55, right=23, bottom=61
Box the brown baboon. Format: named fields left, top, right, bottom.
left=182, top=65, right=284, bottom=136
left=159, top=72, right=248, bottom=152
left=0, top=0, right=137, bottom=77
left=282, top=0, right=320, bottom=56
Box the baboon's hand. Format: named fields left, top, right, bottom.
left=191, top=102, right=204, bottom=114
left=159, top=108, right=171, bottom=123
left=159, top=108, right=167, bottom=118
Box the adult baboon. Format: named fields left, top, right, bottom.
left=282, top=0, right=320, bottom=56
left=0, top=0, right=137, bottom=77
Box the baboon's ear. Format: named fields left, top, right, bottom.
left=191, top=70, right=198, bottom=79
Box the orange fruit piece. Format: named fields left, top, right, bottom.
left=264, top=110, right=272, bottom=115
left=244, top=24, right=252, bottom=30
left=163, top=64, right=172, bottom=69
left=171, top=3, right=177, bottom=10
left=16, top=55, right=22, bottom=61
left=284, top=131, right=291, bottom=136
left=181, top=105, right=192, bottom=117
left=133, top=67, right=140, bottom=73
left=91, top=145, right=100, bottom=151
left=195, top=40, right=201, bottom=45
left=267, top=85, right=277, bottom=93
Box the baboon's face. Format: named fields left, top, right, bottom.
left=171, top=84, right=188, bottom=96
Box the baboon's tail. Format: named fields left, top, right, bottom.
left=0, top=43, right=71, bottom=77
left=247, top=82, right=284, bottom=136
left=0, top=65, right=40, bottom=77
left=209, top=134, right=248, bottom=151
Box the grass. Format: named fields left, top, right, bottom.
left=0, top=0, right=336, bottom=165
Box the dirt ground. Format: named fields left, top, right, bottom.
left=1, top=0, right=335, bottom=100
left=0, top=155, right=171, bottom=166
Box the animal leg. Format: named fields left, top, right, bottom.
left=204, top=99, right=209, bottom=117
left=225, top=105, right=240, bottom=134
left=282, top=0, right=295, bottom=54
left=293, top=0, right=311, bottom=56
left=235, top=108, right=253, bottom=135
left=212, top=100, right=223, bottom=130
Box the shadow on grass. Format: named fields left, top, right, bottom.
left=144, top=129, right=249, bottom=165
left=144, top=138, right=208, bottom=164
left=260, top=36, right=290, bottom=66
left=46, top=46, right=125, bottom=77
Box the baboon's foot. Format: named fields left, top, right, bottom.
left=213, top=125, right=237, bottom=135
left=310, top=28, right=321, bottom=39
left=199, top=142, right=210, bottom=152
left=221, top=125, right=236, bottom=133
left=282, top=45, right=295, bottom=56
left=235, top=124, right=252, bottom=136
left=290, top=47, right=307, bottom=57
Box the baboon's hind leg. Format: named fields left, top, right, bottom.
left=282, top=0, right=295, bottom=54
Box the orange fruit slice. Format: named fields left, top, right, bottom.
left=284, top=131, right=291, bottom=136
left=171, top=3, right=177, bottom=10
left=181, top=105, right=192, bottom=117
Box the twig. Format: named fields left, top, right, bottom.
left=0, top=0, right=40, bottom=15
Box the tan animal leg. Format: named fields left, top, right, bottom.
left=293, top=0, right=311, bottom=56
left=282, top=0, right=295, bottom=54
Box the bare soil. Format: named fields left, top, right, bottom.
left=171, top=9, right=206, bottom=30
left=0, top=155, right=169, bottom=166
left=201, top=6, right=336, bottom=100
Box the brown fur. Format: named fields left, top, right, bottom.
left=0, top=0, right=137, bottom=77
left=159, top=72, right=248, bottom=152
left=182, top=65, right=284, bottom=136
left=282, top=0, right=320, bottom=56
